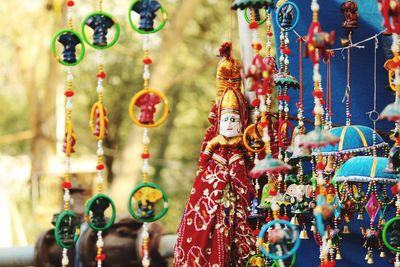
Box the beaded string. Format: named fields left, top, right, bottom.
left=61, top=1, right=77, bottom=266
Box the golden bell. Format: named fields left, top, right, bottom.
left=300, top=229, right=309, bottom=239
left=367, top=255, right=374, bottom=264
left=357, top=212, right=364, bottom=220
left=311, top=224, right=316, bottom=232
left=290, top=216, right=299, bottom=225
left=343, top=224, right=351, bottom=234
left=336, top=252, right=342, bottom=260
left=380, top=251, right=386, bottom=258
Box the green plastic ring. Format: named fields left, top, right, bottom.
left=81, top=11, right=120, bottom=49
left=244, top=7, right=268, bottom=25
left=85, top=194, right=116, bottom=231
left=128, top=182, right=169, bottom=222
left=128, top=0, right=168, bottom=34
left=382, top=216, right=400, bottom=252
left=51, top=29, right=85, bottom=66
left=54, top=210, right=80, bottom=249
left=272, top=253, right=296, bottom=266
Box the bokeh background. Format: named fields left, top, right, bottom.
left=0, top=0, right=240, bottom=247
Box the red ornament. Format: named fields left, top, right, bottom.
left=141, top=153, right=150, bottom=159
left=95, top=253, right=106, bottom=261
left=62, top=181, right=72, bottom=189
left=64, top=90, right=74, bottom=97
left=316, top=162, right=326, bottom=171
left=66, top=0, right=75, bottom=7
left=252, top=229, right=260, bottom=236
left=97, top=71, right=106, bottom=79
left=312, top=90, right=324, bottom=98
left=143, top=57, right=153, bottom=65
left=269, top=188, right=278, bottom=196
left=249, top=21, right=259, bottom=30
left=96, top=163, right=105, bottom=170
left=251, top=99, right=261, bottom=107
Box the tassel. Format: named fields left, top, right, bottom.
left=343, top=224, right=351, bottom=234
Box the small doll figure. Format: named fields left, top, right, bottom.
left=341, top=0, right=359, bottom=31
left=85, top=15, right=115, bottom=47
left=62, top=130, right=76, bottom=155
left=58, top=32, right=80, bottom=64
left=89, top=197, right=110, bottom=228
left=132, top=0, right=161, bottom=31
left=135, top=93, right=161, bottom=125
left=134, top=187, right=163, bottom=219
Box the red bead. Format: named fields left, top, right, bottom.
left=265, top=217, right=272, bottom=223
left=95, top=254, right=106, bottom=261
left=252, top=229, right=260, bottom=236
left=260, top=121, right=268, bottom=128
left=312, top=90, right=323, bottom=98
left=266, top=32, right=273, bottom=37
left=251, top=99, right=261, bottom=107
left=283, top=95, right=291, bottom=102
left=97, top=72, right=106, bottom=79
left=96, top=164, right=105, bottom=170
left=66, top=0, right=75, bottom=7
left=316, top=162, right=325, bottom=171
left=64, top=90, right=74, bottom=97
left=277, top=95, right=284, bottom=101
left=249, top=21, right=259, bottom=29
left=281, top=215, right=290, bottom=221
left=257, top=88, right=267, bottom=95
left=143, top=57, right=152, bottom=65
left=283, top=48, right=291, bottom=55
left=269, top=188, right=277, bottom=196
left=256, top=43, right=262, bottom=51
left=62, top=181, right=72, bottom=189
left=141, top=153, right=150, bottom=159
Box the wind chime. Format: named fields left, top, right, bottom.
left=301, top=0, right=340, bottom=266
left=127, top=1, right=169, bottom=267
left=81, top=1, right=120, bottom=266
left=50, top=1, right=84, bottom=266
left=380, top=1, right=400, bottom=266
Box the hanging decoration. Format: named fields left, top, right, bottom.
left=81, top=1, right=120, bottom=266
left=127, top=2, right=169, bottom=267
left=50, top=1, right=83, bottom=266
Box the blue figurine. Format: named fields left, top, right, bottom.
left=85, top=15, right=114, bottom=47
left=58, top=32, right=80, bottom=63
left=278, top=3, right=295, bottom=30
left=132, top=0, right=161, bottom=31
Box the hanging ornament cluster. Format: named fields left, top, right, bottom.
left=81, top=1, right=120, bottom=266
left=51, top=1, right=82, bottom=266
left=127, top=1, right=169, bottom=267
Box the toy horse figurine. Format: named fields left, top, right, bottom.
left=58, top=32, right=80, bottom=63
left=132, top=0, right=161, bottom=31
left=85, top=14, right=115, bottom=47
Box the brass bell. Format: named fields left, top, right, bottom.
left=311, top=224, right=316, bottom=233
left=290, top=215, right=299, bottom=225
left=336, top=251, right=342, bottom=260
left=364, top=253, right=369, bottom=261
left=343, top=224, right=351, bottom=234
left=300, top=229, right=309, bottom=239
left=367, top=255, right=374, bottom=264
left=357, top=212, right=364, bottom=220
left=380, top=251, right=386, bottom=258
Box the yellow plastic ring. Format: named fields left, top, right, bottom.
left=89, top=102, right=107, bottom=140
left=243, top=123, right=265, bottom=153
left=129, top=88, right=169, bottom=128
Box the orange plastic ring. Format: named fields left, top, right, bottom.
left=89, top=102, right=107, bottom=140
left=243, top=123, right=265, bottom=153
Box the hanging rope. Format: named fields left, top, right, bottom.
left=299, top=37, right=303, bottom=105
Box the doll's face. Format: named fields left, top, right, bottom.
left=219, top=113, right=242, bottom=137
